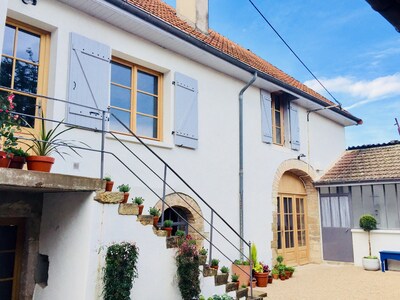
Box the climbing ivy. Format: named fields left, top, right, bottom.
left=103, top=242, right=139, bottom=300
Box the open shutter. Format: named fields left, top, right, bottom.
left=67, top=33, right=111, bottom=130
left=174, top=72, right=198, bottom=149
left=260, top=90, right=272, bottom=144
left=289, top=103, right=300, bottom=150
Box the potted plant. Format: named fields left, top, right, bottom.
left=231, top=259, right=250, bottom=288
left=117, top=184, right=131, bottom=203
left=220, top=266, right=229, bottom=274
left=231, top=273, right=240, bottom=289
left=149, top=206, right=160, bottom=227
left=278, top=264, right=286, bottom=280
left=211, top=258, right=220, bottom=270
left=133, top=196, right=145, bottom=215
left=268, top=274, right=273, bottom=284
left=6, top=147, right=28, bottom=169
left=199, top=247, right=208, bottom=265
left=251, top=244, right=269, bottom=287
left=163, top=219, right=173, bottom=237
left=103, top=176, right=114, bottom=192
left=359, top=214, right=380, bottom=271
left=271, top=268, right=279, bottom=280
left=286, top=266, right=295, bottom=277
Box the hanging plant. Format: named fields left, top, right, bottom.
left=103, top=242, right=139, bottom=300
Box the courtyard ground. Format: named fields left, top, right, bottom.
left=253, top=263, right=400, bottom=300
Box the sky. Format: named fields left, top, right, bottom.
left=163, top=0, right=400, bottom=147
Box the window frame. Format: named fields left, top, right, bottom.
left=110, top=57, right=163, bottom=141
left=271, top=92, right=284, bottom=145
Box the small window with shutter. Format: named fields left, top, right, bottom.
left=271, top=93, right=284, bottom=145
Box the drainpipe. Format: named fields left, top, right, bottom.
left=239, top=72, right=257, bottom=257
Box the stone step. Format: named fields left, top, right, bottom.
left=225, top=282, right=239, bottom=293
left=137, top=215, right=154, bottom=226
left=94, top=191, right=124, bottom=204
left=203, top=266, right=218, bottom=277
left=214, top=274, right=229, bottom=286
left=118, top=203, right=139, bottom=215
left=235, top=288, right=248, bottom=299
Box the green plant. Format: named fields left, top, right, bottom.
left=163, top=219, right=173, bottom=228
left=359, top=214, right=377, bottom=257
left=5, top=147, right=28, bottom=157
left=234, top=259, right=249, bottom=265
left=220, top=266, right=229, bottom=274
left=286, top=266, right=295, bottom=273
left=278, top=264, right=286, bottom=276
left=133, top=196, right=144, bottom=205
left=231, top=273, right=239, bottom=282
left=103, top=242, right=139, bottom=300
left=199, top=296, right=206, bottom=300
left=103, top=176, right=112, bottom=181
left=148, top=206, right=160, bottom=217
left=176, top=235, right=200, bottom=300
left=0, top=93, right=20, bottom=153
left=211, top=295, right=234, bottom=300
left=271, top=268, right=279, bottom=275
left=175, top=230, right=185, bottom=237
left=250, top=243, right=263, bottom=272
left=276, top=255, right=284, bottom=264
left=117, top=184, right=131, bottom=193
left=211, top=258, right=220, bottom=267
left=199, top=247, right=208, bottom=255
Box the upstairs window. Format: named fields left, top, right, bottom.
left=110, top=58, right=162, bottom=140
left=272, top=93, right=284, bottom=145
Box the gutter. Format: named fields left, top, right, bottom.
left=315, top=179, right=400, bottom=187
left=104, top=0, right=362, bottom=125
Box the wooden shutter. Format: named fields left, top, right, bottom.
left=174, top=72, right=198, bottom=149
left=67, top=33, right=111, bottom=130
left=260, top=90, right=273, bottom=144
left=289, top=103, right=300, bottom=150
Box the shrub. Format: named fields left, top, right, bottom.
left=148, top=206, right=160, bottom=216
left=211, top=258, right=220, bottom=266
left=220, top=266, right=229, bottom=274
left=163, top=219, right=173, bottom=228
left=117, top=184, right=130, bottom=193
left=133, top=196, right=144, bottom=205
left=175, top=230, right=185, bottom=237
left=359, top=214, right=377, bottom=257
left=231, top=273, right=239, bottom=282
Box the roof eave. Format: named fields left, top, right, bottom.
left=315, top=178, right=400, bottom=187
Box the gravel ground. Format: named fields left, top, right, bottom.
left=253, top=263, right=400, bottom=300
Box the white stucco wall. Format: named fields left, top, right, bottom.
left=352, top=229, right=400, bottom=269
left=6, top=0, right=354, bottom=297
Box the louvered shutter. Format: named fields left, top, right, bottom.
left=67, top=33, right=111, bottom=130
left=260, top=90, right=273, bottom=144
left=174, top=72, right=198, bottom=149
left=289, top=103, right=300, bottom=150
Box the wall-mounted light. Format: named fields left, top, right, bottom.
left=297, top=153, right=306, bottom=160
left=22, top=0, right=37, bottom=5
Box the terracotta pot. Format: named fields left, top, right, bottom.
left=249, top=279, right=256, bottom=288
left=268, top=275, right=273, bottom=284
left=26, top=156, right=55, bottom=172
left=234, top=282, right=240, bottom=290
left=153, top=216, right=160, bottom=227
left=272, top=273, right=279, bottom=280
left=9, top=156, right=26, bottom=169
left=285, top=271, right=290, bottom=279
left=211, top=265, right=219, bottom=270
left=0, top=151, right=13, bottom=168
left=105, top=180, right=114, bottom=191
left=232, top=264, right=251, bottom=288
left=288, top=271, right=293, bottom=278
left=164, top=227, right=172, bottom=237
left=138, top=204, right=144, bottom=215
left=122, top=192, right=129, bottom=203
left=255, top=272, right=268, bottom=287
left=280, top=275, right=286, bottom=281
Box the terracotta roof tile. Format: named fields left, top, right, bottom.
left=127, top=0, right=337, bottom=106
left=318, top=142, right=400, bottom=184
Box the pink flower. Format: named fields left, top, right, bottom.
left=5, top=110, right=9, bottom=113
left=7, top=94, right=14, bottom=102
left=0, top=109, right=3, bottom=112
left=13, top=115, right=19, bottom=120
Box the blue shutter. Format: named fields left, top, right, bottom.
left=67, top=33, right=111, bottom=130
left=260, top=90, right=272, bottom=144
left=174, top=72, right=198, bottom=149
left=289, top=103, right=300, bottom=150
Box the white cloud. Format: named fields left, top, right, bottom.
left=304, top=73, right=400, bottom=109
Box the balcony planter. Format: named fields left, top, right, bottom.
left=0, top=151, right=13, bottom=168
left=26, top=156, right=55, bottom=172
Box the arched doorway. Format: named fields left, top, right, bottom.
left=162, top=207, right=188, bottom=236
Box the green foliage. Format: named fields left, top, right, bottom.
left=199, top=296, right=206, bottom=300
left=210, top=295, right=234, bottom=300
left=253, top=263, right=263, bottom=273
left=276, top=255, right=284, bottom=264
left=0, top=93, right=20, bottom=152
left=199, top=247, right=208, bottom=255
left=103, top=176, right=112, bottom=181
left=233, top=259, right=249, bottom=265
left=240, top=284, right=247, bottom=288
left=220, top=266, right=229, bottom=274
left=103, top=242, right=139, bottom=300
left=176, top=236, right=200, bottom=300
left=251, top=243, right=263, bottom=272
left=278, top=264, right=286, bottom=276
left=211, top=258, right=220, bottom=266
left=364, top=255, right=378, bottom=259
left=175, top=230, right=185, bottom=237
left=271, top=268, right=279, bottom=275
left=163, top=219, right=173, bottom=228
left=148, top=206, right=160, bottom=217
left=359, top=214, right=377, bottom=232
left=133, top=196, right=144, bottom=205
left=5, top=147, right=28, bottom=157
left=285, top=266, right=295, bottom=272
left=117, top=184, right=131, bottom=193
left=231, top=273, right=239, bottom=282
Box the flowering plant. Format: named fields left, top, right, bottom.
left=0, top=93, right=20, bottom=153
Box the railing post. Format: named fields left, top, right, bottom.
left=249, top=241, right=253, bottom=298
left=161, top=164, right=167, bottom=226
left=100, top=109, right=106, bottom=179
left=208, top=210, right=214, bottom=266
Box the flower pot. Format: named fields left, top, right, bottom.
left=122, top=192, right=129, bottom=203
left=268, top=275, right=273, bottom=284
left=153, top=216, right=160, bottom=227
left=288, top=271, right=293, bottom=278
left=211, top=265, right=219, bottom=270
left=285, top=271, right=290, bottom=279
left=232, top=264, right=251, bottom=288
left=26, top=156, right=55, bottom=172
left=272, top=273, right=279, bottom=280
left=249, top=278, right=256, bottom=288
left=362, top=257, right=380, bottom=271
left=0, top=151, right=13, bottom=168
left=254, top=272, right=268, bottom=287
left=138, top=204, right=144, bottom=215
left=280, top=275, right=286, bottom=280
left=9, top=155, right=26, bottom=169
left=105, top=180, right=114, bottom=192
left=164, top=227, right=172, bottom=237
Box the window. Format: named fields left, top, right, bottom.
left=160, top=207, right=188, bottom=235
left=0, top=19, right=49, bottom=128
left=271, top=93, right=284, bottom=145
left=110, top=58, right=162, bottom=140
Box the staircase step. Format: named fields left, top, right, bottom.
left=94, top=191, right=124, bottom=204
left=214, top=274, right=229, bottom=286
left=137, top=215, right=154, bottom=226
left=153, top=227, right=168, bottom=237
left=118, top=203, right=139, bottom=215
left=225, top=282, right=239, bottom=293
left=235, top=288, right=248, bottom=299
left=166, top=236, right=181, bottom=248
left=203, top=267, right=217, bottom=277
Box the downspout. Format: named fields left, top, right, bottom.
left=239, top=72, right=257, bottom=257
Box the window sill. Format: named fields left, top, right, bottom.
left=106, top=134, right=174, bottom=150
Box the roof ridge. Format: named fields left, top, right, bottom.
left=347, top=140, right=400, bottom=150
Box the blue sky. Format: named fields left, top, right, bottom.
left=164, top=0, right=400, bottom=147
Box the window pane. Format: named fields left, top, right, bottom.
left=137, top=115, right=157, bottom=138
left=275, top=111, right=281, bottom=127
left=16, top=29, right=40, bottom=63
left=111, top=62, right=131, bottom=87
left=2, top=25, right=15, bottom=56
left=110, top=108, right=130, bottom=133
left=0, top=226, right=17, bottom=251
left=0, top=252, right=15, bottom=278
left=277, top=231, right=282, bottom=249
left=111, top=84, right=131, bottom=110
left=137, top=71, right=158, bottom=94
left=331, top=197, right=340, bottom=227
left=0, top=280, right=13, bottom=299
left=13, top=93, right=36, bottom=127
left=137, top=92, right=157, bottom=116
left=339, top=196, right=350, bottom=228
left=321, top=197, right=331, bottom=227
left=274, top=96, right=280, bottom=110
left=275, top=128, right=282, bottom=144
left=14, top=60, right=38, bottom=93
left=0, top=56, right=13, bottom=87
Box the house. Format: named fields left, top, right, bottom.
left=315, top=141, right=400, bottom=268
left=0, top=0, right=361, bottom=299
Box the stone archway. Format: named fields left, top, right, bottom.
left=155, top=192, right=205, bottom=245
left=271, top=159, right=322, bottom=264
